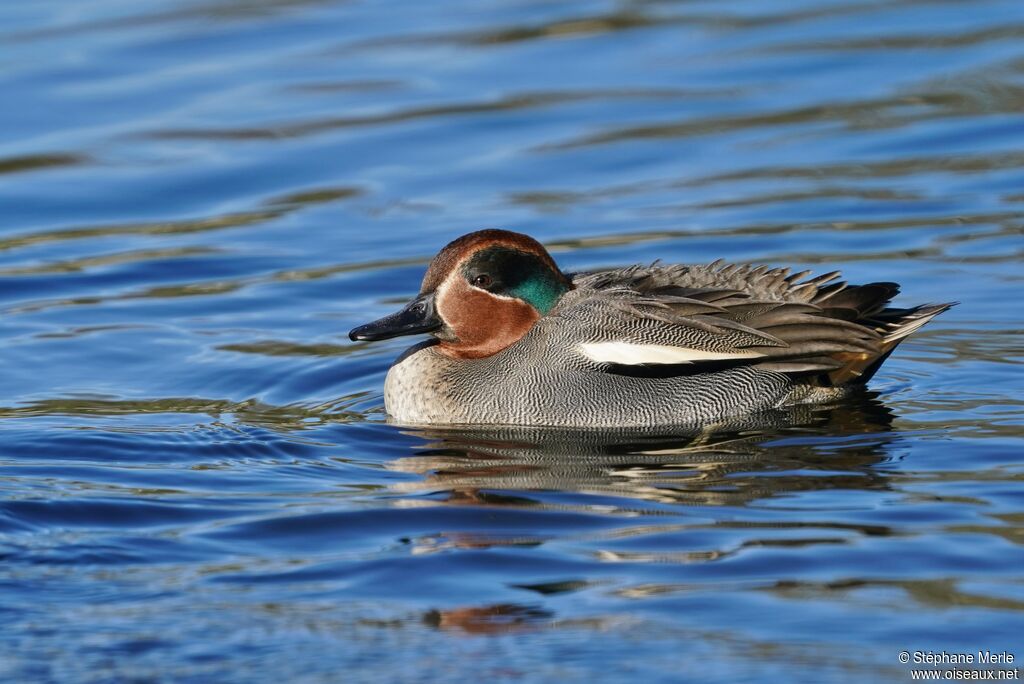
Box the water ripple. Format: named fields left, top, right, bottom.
left=2, top=0, right=1022, bottom=680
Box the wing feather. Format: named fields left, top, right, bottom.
left=561, top=263, right=908, bottom=378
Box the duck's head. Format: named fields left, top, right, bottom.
left=349, top=229, right=572, bottom=359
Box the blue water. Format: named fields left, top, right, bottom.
left=2, top=1, right=1023, bottom=681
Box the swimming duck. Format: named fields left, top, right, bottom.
left=349, top=229, right=952, bottom=427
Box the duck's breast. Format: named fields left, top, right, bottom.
left=383, top=343, right=455, bottom=424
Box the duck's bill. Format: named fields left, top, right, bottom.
left=348, top=292, right=442, bottom=342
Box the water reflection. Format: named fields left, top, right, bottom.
left=389, top=392, right=897, bottom=511
left=380, top=396, right=911, bottom=637
left=423, top=604, right=555, bottom=634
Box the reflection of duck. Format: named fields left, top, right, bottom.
left=392, top=398, right=902, bottom=630
left=423, top=604, right=554, bottom=635
left=386, top=393, right=898, bottom=512
left=350, top=229, right=953, bottom=427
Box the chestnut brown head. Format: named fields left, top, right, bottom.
left=349, top=229, right=572, bottom=359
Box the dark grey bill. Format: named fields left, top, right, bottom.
left=348, top=292, right=442, bottom=342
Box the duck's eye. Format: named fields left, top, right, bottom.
left=472, top=274, right=493, bottom=289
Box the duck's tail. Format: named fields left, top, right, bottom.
left=826, top=301, right=956, bottom=386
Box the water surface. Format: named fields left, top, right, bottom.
left=1, top=0, right=1023, bottom=681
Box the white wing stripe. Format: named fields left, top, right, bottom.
left=578, top=342, right=763, bottom=365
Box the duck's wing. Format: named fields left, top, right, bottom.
left=556, top=263, right=951, bottom=382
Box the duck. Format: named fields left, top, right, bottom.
left=349, top=229, right=953, bottom=427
